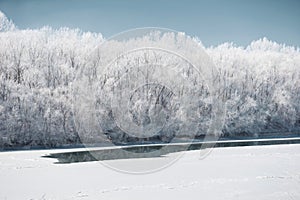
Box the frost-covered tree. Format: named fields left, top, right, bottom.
left=0, top=11, right=16, bottom=32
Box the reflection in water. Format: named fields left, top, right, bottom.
left=43, top=138, right=300, bottom=164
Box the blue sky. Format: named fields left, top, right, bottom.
left=0, top=0, right=299, bottom=46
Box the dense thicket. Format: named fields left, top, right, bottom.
left=0, top=12, right=299, bottom=148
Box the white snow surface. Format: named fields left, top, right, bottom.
left=0, top=144, right=300, bottom=200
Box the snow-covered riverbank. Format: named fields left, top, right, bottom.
left=0, top=144, right=299, bottom=200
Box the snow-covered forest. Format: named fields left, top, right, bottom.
left=0, top=11, right=300, bottom=148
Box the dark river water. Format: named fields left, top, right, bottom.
left=44, top=137, right=300, bottom=164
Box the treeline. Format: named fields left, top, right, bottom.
left=0, top=14, right=300, bottom=148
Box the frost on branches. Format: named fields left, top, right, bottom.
left=0, top=11, right=299, bottom=148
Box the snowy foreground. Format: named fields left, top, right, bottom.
left=1, top=144, right=300, bottom=200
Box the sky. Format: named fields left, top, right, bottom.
left=0, top=0, right=299, bottom=47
